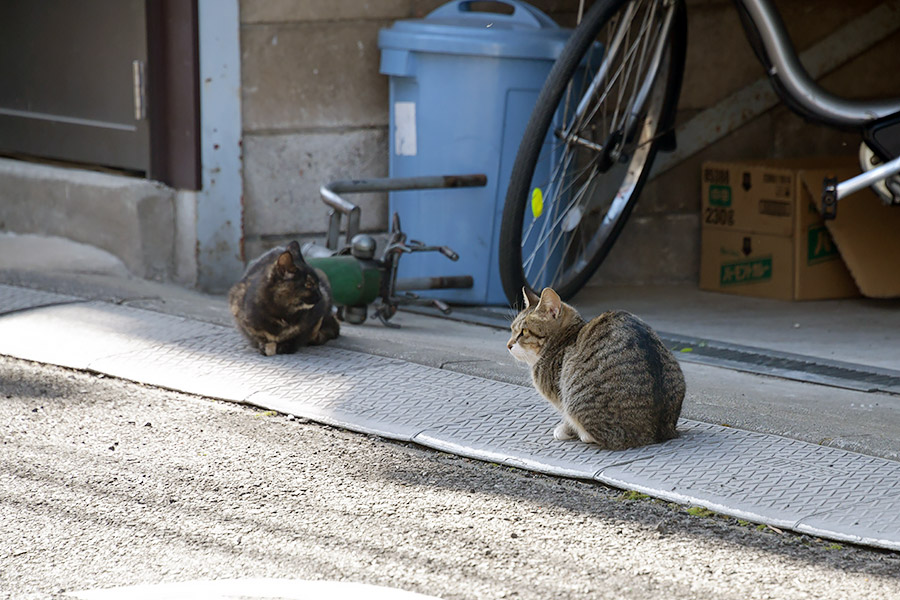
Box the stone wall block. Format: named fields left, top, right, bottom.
left=243, top=130, right=389, bottom=238
left=241, top=0, right=411, bottom=24
left=242, top=22, right=389, bottom=131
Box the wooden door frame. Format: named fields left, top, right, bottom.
left=146, top=0, right=201, bottom=190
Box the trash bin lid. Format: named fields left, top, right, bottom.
left=378, top=0, right=571, bottom=60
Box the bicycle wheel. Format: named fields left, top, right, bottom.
left=499, top=0, right=687, bottom=305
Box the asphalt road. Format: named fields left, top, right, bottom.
left=2, top=355, right=899, bottom=599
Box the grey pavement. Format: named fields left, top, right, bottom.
left=67, top=578, right=443, bottom=599
left=1, top=232, right=899, bottom=553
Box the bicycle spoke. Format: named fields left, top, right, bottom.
left=611, top=2, right=656, bottom=130
left=524, top=163, right=601, bottom=279
left=528, top=135, right=597, bottom=242
left=624, top=5, right=674, bottom=139
left=521, top=141, right=582, bottom=251
left=621, top=2, right=660, bottom=131
left=581, top=1, right=657, bottom=134
left=524, top=176, right=591, bottom=266
left=522, top=156, right=584, bottom=264
left=532, top=163, right=612, bottom=287
left=505, top=0, right=682, bottom=299
left=567, top=1, right=638, bottom=135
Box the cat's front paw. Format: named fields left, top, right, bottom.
left=553, top=422, right=577, bottom=441
left=577, top=431, right=597, bottom=444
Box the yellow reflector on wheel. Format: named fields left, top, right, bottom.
left=531, top=187, right=543, bottom=218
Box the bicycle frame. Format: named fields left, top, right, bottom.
left=575, top=0, right=900, bottom=145
left=723, top=0, right=900, bottom=205
left=737, top=0, right=900, bottom=127
left=617, top=0, right=900, bottom=203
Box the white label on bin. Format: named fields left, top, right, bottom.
left=394, top=101, right=417, bottom=157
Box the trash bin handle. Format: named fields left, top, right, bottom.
left=427, top=0, right=558, bottom=30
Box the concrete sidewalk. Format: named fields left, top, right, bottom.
left=1, top=233, right=899, bottom=550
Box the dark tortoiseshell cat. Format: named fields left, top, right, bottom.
left=508, top=287, right=684, bottom=450
left=229, top=241, right=339, bottom=356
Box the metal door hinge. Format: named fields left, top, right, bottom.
left=132, top=60, right=146, bottom=120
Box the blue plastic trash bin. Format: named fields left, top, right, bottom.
left=378, top=0, right=572, bottom=305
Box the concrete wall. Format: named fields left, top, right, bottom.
left=0, top=158, right=182, bottom=282
left=238, top=0, right=900, bottom=285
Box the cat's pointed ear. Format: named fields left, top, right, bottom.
left=522, top=286, right=540, bottom=308
left=537, top=287, right=561, bottom=319
left=287, top=240, right=306, bottom=263
left=275, top=251, right=297, bottom=275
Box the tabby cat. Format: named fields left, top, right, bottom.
left=228, top=241, right=339, bottom=356
left=508, top=287, right=685, bottom=450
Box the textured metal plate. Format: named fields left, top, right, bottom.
left=799, top=489, right=900, bottom=548
left=0, top=283, right=81, bottom=314
left=92, top=328, right=488, bottom=441
left=418, top=419, right=723, bottom=480
left=0, top=301, right=219, bottom=369
left=598, top=432, right=889, bottom=525
left=2, top=291, right=899, bottom=550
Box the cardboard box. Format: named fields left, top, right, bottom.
left=700, top=159, right=860, bottom=300
left=821, top=186, right=900, bottom=298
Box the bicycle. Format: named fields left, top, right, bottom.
left=498, top=0, right=900, bottom=305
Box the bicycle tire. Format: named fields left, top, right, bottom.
left=499, top=0, right=687, bottom=305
